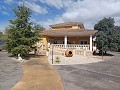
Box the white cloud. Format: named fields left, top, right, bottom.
left=40, top=0, right=64, bottom=9
left=18, top=1, right=48, bottom=14
left=38, top=0, right=120, bottom=29
left=33, top=16, right=63, bottom=29
left=63, top=0, right=120, bottom=20
left=40, top=0, right=73, bottom=9
left=2, top=11, right=9, bottom=15
left=4, top=0, right=13, bottom=4
left=2, top=0, right=120, bottom=30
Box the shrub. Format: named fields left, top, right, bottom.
left=11, top=45, right=31, bottom=58
left=55, top=56, right=60, bottom=63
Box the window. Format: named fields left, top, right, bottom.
left=80, top=40, right=88, bottom=45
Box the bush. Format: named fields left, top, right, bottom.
left=11, top=45, right=31, bottom=58
left=55, top=56, right=60, bottom=63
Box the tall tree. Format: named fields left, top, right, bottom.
left=111, top=26, right=120, bottom=52
left=33, top=23, right=45, bottom=39
left=94, top=17, right=114, bottom=53
left=94, top=17, right=115, bottom=32
left=94, top=17, right=120, bottom=52
left=5, top=4, right=40, bottom=57
left=0, top=32, right=3, bottom=40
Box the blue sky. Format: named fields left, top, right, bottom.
left=1, top=0, right=120, bottom=32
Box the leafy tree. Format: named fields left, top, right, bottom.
left=33, top=24, right=45, bottom=39
left=33, top=23, right=45, bottom=31
left=0, top=32, right=3, bottom=40
left=5, top=4, right=40, bottom=57
left=113, top=26, right=120, bottom=51
left=94, top=17, right=115, bottom=53
left=0, top=32, right=7, bottom=41
left=0, top=32, right=2, bottom=35
left=94, top=17, right=120, bottom=52
left=94, top=17, right=115, bottom=32
left=95, top=31, right=108, bottom=53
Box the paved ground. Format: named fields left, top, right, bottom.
left=48, top=55, right=104, bottom=65
left=0, top=52, right=23, bottom=90
left=12, top=56, right=64, bottom=90
left=53, top=52, right=120, bottom=90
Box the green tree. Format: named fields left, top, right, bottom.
left=113, top=26, right=120, bottom=51
left=33, top=24, right=45, bottom=31
left=94, top=17, right=114, bottom=53
left=0, top=32, right=3, bottom=40
left=0, top=32, right=7, bottom=41
left=33, top=24, right=45, bottom=39
left=94, top=17, right=115, bottom=32
left=94, top=17, right=120, bottom=52
left=5, top=4, right=40, bottom=57
left=95, top=31, right=109, bottom=53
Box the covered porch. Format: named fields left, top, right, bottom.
left=41, top=29, right=97, bottom=51
left=48, top=34, right=94, bottom=51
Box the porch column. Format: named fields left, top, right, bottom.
left=64, top=35, right=67, bottom=48
left=90, top=35, right=92, bottom=51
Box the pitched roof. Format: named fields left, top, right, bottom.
left=50, top=22, right=85, bottom=29
left=40, top=29, right=97, bottom=37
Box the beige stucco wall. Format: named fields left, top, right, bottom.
left=41, top=36, right=90, bottom=44
left=72, top=26, right=79, bottom=29
left=68, top=37, right=90, bottom=44
left=52, top=26, right=72, bottom=29
left=40, top=36, right=49, bottom=50
left=40, top=36, right=90, bottom=44
left=52, top=25, right=81, bottom=30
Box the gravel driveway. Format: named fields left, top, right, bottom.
left=0, top=52, right=23, bottom=90
left=53, top=52, right=120, bottom=90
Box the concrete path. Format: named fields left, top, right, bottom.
left=0, top=52, right=23, bottom=90
left=12, top=56, right=64, bottom=90
left=53, top=52, right=120, bottom=90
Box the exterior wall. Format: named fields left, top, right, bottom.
left=68, top=37, right=90, bottom=44
left=45, top=36, right=90, bottom=44
left=72, top=26, right=79, bottom=29
left=52, top=26, right=72, bottom=29
left=48, top=37, right=64, bottom=44
left=40, top=36, right=49, bottom=50
left=52, top=26, right=81, bottom=29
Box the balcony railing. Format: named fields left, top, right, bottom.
left=50, top=44, right=90, bottom=51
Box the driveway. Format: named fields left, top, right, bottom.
left=53, top=52, right=120, bottom=90
left=12, top=56, right=64, bottom=90
left=0, top=52, right=23, bottom=90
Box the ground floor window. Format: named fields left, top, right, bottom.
left=80, top=40, right=88, bottom=44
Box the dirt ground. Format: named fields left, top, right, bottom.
left=11, top=56, right=64, bottom=90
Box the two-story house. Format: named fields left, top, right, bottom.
left=39, top=22, right=97, bottom=55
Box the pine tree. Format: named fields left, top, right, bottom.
left=5, top=4, right=39, bottom=57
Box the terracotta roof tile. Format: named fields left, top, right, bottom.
left=50, top=22, right=85, bottom=29
left=40, top=29, right=97, bottom=35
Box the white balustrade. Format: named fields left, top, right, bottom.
left=50, top=44, right=90, bottom=51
